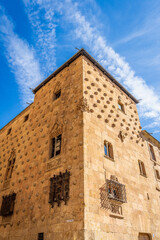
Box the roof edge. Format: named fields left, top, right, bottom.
left=0, top=103, right=33, bottom=133
left=141, top=130, right=160, bottom=147
left=33, top=48, right=139, bottom=104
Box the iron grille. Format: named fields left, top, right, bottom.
left=0, top=193, right=16, bottom=217
left=49, top=170, right=70, bottom=207
left=100, top=176, right=127, bottom=215
left=38, top=233, right=44, bottom=240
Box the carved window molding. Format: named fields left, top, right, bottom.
left=100, top=175, right=127, bottom=216
left=49, top=170, right=70, bottom=207
left=5, top=150, right=16, bottom=181
left=0, top=193, right=16, bottom=217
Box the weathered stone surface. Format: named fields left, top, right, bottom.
left=0, top=52, right=159, bottom=240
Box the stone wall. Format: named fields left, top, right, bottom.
left=0, top=52, right=160, bottom=240
left=0, top=56, right=84, bottom=240
left=83, top=56, right=160, bottom=240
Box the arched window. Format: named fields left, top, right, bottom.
left=104, top=141, right=114, bottom=159
left=5, top=150, right=16, bottom=181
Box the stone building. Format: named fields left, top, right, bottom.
left=0, top=49, right=159, bottom=240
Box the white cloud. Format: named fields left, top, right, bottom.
left=0, top=6, right=43, bottom=106
left=62, top=0, right=160, bottom=130
left=23, top=0, right=57, bottom=76
left=21, top=0, right=160, bottom=131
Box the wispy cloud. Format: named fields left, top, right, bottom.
left=23, top=0, right=57, bottom=77
left=20, top=0, right=160, bottom=133
left=62, top=1, right=160, bottom=125
left=0, top=5, right=43, bottom=106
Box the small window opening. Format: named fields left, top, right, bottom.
left=149, top=144, right=156, bottom=161
left=50, top=135, right=62, bottom=158
left=138, top=160, right=147, bottom=177
left=155, top=169, right=160, bottom=180
left=7, top=128, right=12, bottom=135
left=53, top=90, right=61, bottom=101
left=24, top=114, right=29, bottom=122
left=104, top=141, right=114, bottom=159
left=38, top=233, right=44, bottom=240
left=118, top=100, right=125, bottom=112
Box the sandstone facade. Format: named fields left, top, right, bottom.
left=0, top=49, right=159, bottom=240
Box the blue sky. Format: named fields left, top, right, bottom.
left=0, top=0, right=160, bottom=141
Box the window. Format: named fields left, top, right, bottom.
left=118, top=100, right=125, bottom=113
left=100, top=175, right=127, bottom=215
left=24, top=114, right=29, bottom=122
left=107, top=179, right=126, bottom=203
left=38, top=233, right=44, bottom=240
left=50, top=135, right=62, bottom=158
left=104, top=141, right=114, bottom=159
left=138, top=160, right=147, bottom=177
left=138, top=233, right=151, bottom=240
left=0, top=193, right=16, bottom=217
left=149, top=144, right=156, bottom=161
left=49, top=170, right=70, bottom=207
left=5, top=151, right=16, bottom=180
left=155, top=169, right=160, bottom=180
left=53, top=90, right=61, bottom=101
left=7, top=128, right=12, bottom=135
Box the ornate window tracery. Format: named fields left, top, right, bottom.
left=5, top=150, right=16, bottom=181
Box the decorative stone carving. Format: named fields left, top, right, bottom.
left=49, top=119, right=63, bottom=138
left=118, top=131, right=125, bottom=142
left=77, top=97, right=90, bottom=113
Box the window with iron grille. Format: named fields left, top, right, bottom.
left=104, top=141, right=114, bottom=160
left=5, top=150, right=16, bottom=180
left=138, top=160, right=147, bottom=177
left=155, top=169, right=160, bottom=180
left=149, top=144, right=156, bottom=161
left=50, top=135, right=62, bottom=158
left=0, top=193, right=16, bottom=217
left=49, top=170, right=70, bottom=207
left=100, top=175, right=127, bottom=215
left=38, top=233, right=44, bottom=240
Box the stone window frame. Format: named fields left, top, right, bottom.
left=50, top=134, right=62, bottom=159
left=148, top=143, right=156, bottom=162
left=5, top=150, right=16, bottom=181
left=138, top=160, right=147, bottom=177
left=104, top=140, right=114, bottom=161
